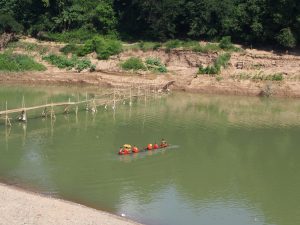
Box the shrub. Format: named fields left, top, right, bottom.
left=96, top=38, right=122, bottom=59
left=276, top=28, right=296, bottom=48
left=60, top=44, right=79, bottom=55
left=121, top=57, right=146, bottom=70
left=214, top=53, right=231, bottom=69
left=145, top=57, right=167, bottom=73
left=198, top=65, right=219, bottom=75
left=198, top=53, right=231, bottom=75
left=0, top=53, right=46, bottom=71
left=271, top=73, right=283, bottom=81
left=42, top=54, right=94, bottom=72
left=77, top=36, right=122, bottom=59
left=219, top=36, right=234, bottom=50
left=145, top=57, right=162, bottom=66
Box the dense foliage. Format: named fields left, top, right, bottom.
left=1, top=0, right=300, bottom=48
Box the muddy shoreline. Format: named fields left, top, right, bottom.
left=1, top=71, right=300, bottom=98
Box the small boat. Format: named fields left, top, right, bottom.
left=118, top=143, right=168, bottom=155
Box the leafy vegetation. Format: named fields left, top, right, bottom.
left=199, top=53, right=231, bottom=75
left=42, top=54, right=94, bottom=72
left=1, top=0, right=300, bottom=48
left=145, top=57, right=167, bottom=73
left=121, top=57, right=168, bottom=73
left=77, top=36, right=122, bottom=59
left=121, top=57, right=146, bottom=71
left=0, top=53, right=46, bottom=71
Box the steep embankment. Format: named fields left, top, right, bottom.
left=1, top=37, right=300, bottom=97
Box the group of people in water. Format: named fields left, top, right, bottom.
left=119, top=139, right=168, bottom=155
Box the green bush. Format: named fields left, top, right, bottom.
left=77, top=36, right=122, bottom=59
left=96, top=38, right=122, bottom=59
left=276, top=28, right=296, bottom=48
left=121, top=57, right=146, bottom=70
left=198, top=53, right=231, bottom=75
left=219, top=36, right=234, bottom=50
left=145, top=57, right=167, bottom=73
left=60, top=44, right=79, bottom=55
left=271, top=73, right=283, bottom=81
left=0, top=53, right=46, bottom=72
left=198, top=65, right=219, bottom=75
left=42, top=54, right=94, bottom=72
left=214, top=53, right=231, bottom=69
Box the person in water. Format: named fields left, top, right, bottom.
left=153, top=143, right=159, bottom=149
left=132, top=145, right=139, bottom=153
left=147, top=143, right=153, bottom=150
left=160, top=139, right=168, bottom=147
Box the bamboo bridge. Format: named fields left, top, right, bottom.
left=0, top=85, right=169, bottom=127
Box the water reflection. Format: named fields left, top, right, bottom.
left=0, top=86, right=300, bottom=225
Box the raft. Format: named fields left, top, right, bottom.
left=118, top=144, right=169, bottom=155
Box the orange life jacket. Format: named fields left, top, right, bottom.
left=132, top=147, right=139, bottom=153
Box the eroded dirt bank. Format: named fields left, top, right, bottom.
left=2, top=37, right=300, bottom=98
left=1, top=71, right=300, bottom=98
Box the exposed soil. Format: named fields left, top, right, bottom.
left=0, top=183, right=141, bottom=225
left=2, top=37, right=300, bottom=98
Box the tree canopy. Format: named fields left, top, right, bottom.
left=0, top=0, right=299, bottom=48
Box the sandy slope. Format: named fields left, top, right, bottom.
left=0, top=183, right=142, bottom=225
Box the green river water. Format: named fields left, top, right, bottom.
left=0, top=85, right=300, bottom=225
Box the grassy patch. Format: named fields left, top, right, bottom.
left=231, top=72, right=284, bottom=81
left=40, top=29, right=98, bottom=43
left=42, top=54, right=95, bottom=72
left=139, top=41, right=161, bottom=51
left=0, top=53, right=46, bottom=72
left=192, top=43, right=220, bottom=53
left=7, top=41, right=48, bottom=55
left=252, top=72, right=284, bottom=81
left=121, top=57, right=146, bottom=71
left=198, top=53, right=231, bottom=75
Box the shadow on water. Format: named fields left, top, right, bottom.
left=1, top=85, right=300, bottom=225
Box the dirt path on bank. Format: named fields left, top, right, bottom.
left=0, top=183, right=141, bottom=225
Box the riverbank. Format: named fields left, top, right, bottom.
left=1, top=37, right=300, bottom=98
left=0, top=183, right=141, bottom=225
left=1, top=70, right=300, bottom=98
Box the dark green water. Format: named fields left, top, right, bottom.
left=0, top=85, right=300, bottom=225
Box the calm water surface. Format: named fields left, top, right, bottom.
left=0, top=85, right=300, bottom=225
